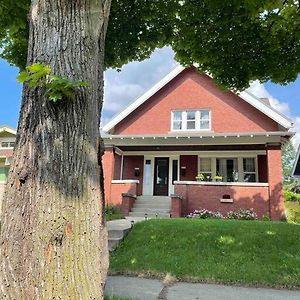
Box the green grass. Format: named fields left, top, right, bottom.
left=110, top=219, right=300, bottom=288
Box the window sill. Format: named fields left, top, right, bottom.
left=111, top=180, right=140, bottom=184
left=174, top=181, right=269, bottom=187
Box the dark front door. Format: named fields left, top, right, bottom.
left=154, top=157, right=169, bottom=196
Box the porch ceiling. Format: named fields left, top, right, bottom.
left=103, top=131, right=293, bottom=148
left=114, top=144, right=268, bottom=152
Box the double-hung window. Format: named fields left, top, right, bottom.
left=243, top=158, right=256, bottom=182
left=199, top=158, right=212, bottom=180
left=171, top=109, right=211, bottom=131
left=1, top=142, right=15, bottom=148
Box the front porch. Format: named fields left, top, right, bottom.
left=103, top=142, right=285, bottom=220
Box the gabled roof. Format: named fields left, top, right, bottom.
left=0, top=125, right=17, bottom=136
left=293, top=146, right=300, bottom=177
left=103, top=66, right=294, bottom=133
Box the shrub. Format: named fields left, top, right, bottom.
left=227, top=208, right=257, bottom=220
left=283, top=190, right=300, bottom=202
left=285, top=202, right=300, bottom=224
left=187, top=209, right=224, bottom=219
left=187, top=208, right=257, bottom=220
left=105, top=205, right=123, bottom=221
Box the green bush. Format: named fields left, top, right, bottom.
left=285, top=202, right=300, bottom=224
left=105, top=205, right=124, bottom=221
left=283, top=190, right=300, bottom=202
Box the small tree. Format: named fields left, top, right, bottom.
left=282, top=141, right=296, bottom=183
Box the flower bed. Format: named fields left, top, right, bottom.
left=187, top=208, right=258, bottom=220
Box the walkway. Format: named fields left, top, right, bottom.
left=105, top=276, right=300, bottom=300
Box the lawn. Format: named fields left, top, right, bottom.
left=110, top=219, right=300, bottom=288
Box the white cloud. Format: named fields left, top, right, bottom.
left=102, top=46, right=177, bottom=126
left=247, top=81, right=290, bottom=116
left=247, top=81, right=299, bottom=148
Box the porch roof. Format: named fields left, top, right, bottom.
left=103, top=131, right=294, bottom=148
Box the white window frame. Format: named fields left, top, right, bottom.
left=171, top=109, right=211, bottom=132
left=198, top=154, right=258, bottom=183
left=1, top=141, right=15, bottom=148
left=243, top=157, right=257, bottom=183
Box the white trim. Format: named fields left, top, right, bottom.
left=103, top=132, right=293, bottom=147
left=103, top=66, right=185, bottom=133
left=174, top=181, right=269, bottom=187
left=239, top=90, right=293, bottom=129
left=102, top=66, right=293, bottom=133
left=220, top=198, right=234, bottom=203
left=0, top=126, right=17, bottom=136
left=124, top=150, right=266, bottom=156
left=111, top=180, right=139, bottom=184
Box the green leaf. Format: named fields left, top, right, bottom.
left=16, top=71, right=29, bottom=83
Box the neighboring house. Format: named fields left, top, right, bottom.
left=0, top=125, right=16, bottom=213
left=293, top=146, right=300, bottom=181
left=102, top=66, right=294, bottom=220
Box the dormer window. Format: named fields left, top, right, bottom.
left=171, top=110, right=211, bottom=131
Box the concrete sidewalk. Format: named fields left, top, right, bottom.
left=105, top=275, right=300, bottom=300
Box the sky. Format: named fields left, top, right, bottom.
left=1, top=46, right=300, bottom=147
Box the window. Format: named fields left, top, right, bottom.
left=172, top=111, right=183, bottom=130
left=171, top=110, right=211, bottom=131
left=186, top=111, right=196, bottom=130
left=1, top=142, right=15, bottom=148
left=217, top=158, right=238, bottom=182
left=199, top=158, right=212, bottom=180
left=243, top=158, right=256, bottom=182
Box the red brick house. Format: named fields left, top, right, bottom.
left=102, top=66, right=294, bottom=220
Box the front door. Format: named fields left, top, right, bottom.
left=153, top=157, right=169, bottom=196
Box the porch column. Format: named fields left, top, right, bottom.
left=102, top=147, right=115, bottom=205
left=266, top=145, right=285, bottom=220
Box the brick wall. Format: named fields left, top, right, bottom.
left=267, top=146, right=285, bottom=220
left=110, top=182, right=138, bottom=206
left=122, top=156, right=144, bottom=195
left=175, top=183, right=270, bottom=219
left=114, top=68, right=278, bottom=135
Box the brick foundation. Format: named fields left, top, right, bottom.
left=174, top=183, right=270, bottom=219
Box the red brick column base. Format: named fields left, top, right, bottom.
left=121, top=193, right=136, bottom=216
left=171, top=194, right=183, bottom=218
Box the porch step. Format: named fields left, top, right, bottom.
left=131, top=207, right=170, bottom=213
left=128, top=212, right=171, bottom=218
left=130, top=196, right=171, bottom=219
left=134, top=203, right=171, bottom=209
left=137, top=196, right=171, bottom=203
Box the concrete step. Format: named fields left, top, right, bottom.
left=134, top=202, right=171, bottom=209
left=107, top=219, right=133, bottom=252
left=131, top=207, right=170, bottom=213
left=137, top=196, right=171, bottom=202
left=108, top=228, right=131, bottom=239
left=108, top=237, right=123, bottom=252
left=128, top=212, right=171, bottom=218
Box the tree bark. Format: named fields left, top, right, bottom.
left=0, top=0, right=111, bottom=299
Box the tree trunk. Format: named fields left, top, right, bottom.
left=0, top=0, right=111, bottom=299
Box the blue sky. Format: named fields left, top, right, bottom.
left=1, top=47, right=299, bottom=146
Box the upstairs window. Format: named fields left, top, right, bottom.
left=171, top=110, right=211, bottom=131
left=1, top=142, right=15, bottom=148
